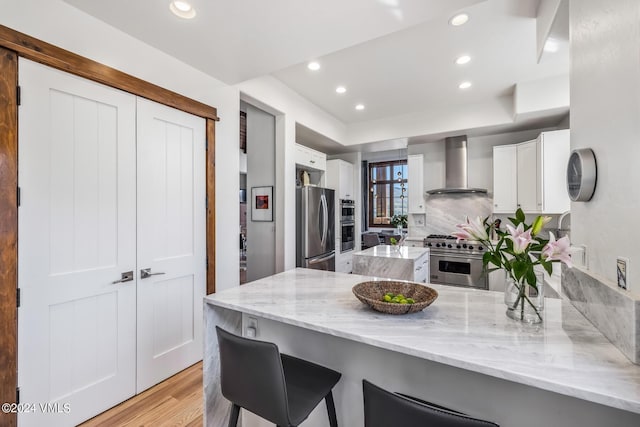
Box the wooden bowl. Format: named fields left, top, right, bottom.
left=352, top=281, right=438, bottom=315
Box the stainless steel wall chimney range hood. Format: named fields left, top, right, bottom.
left=426, top=135, right=488, bottom=195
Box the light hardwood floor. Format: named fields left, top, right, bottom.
left=79, top=362, right=203, bottom=427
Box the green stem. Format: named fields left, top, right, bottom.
left=509, top=281, right=543, bottom=321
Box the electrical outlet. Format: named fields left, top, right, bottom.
left=245, top=316, right=259, bottom=338
left=617, top=257, right=629, bottom=290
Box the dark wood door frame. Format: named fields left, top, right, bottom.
left=0, top=46, right=18, bottom=427
left=0, top=25, right=219, bottom=426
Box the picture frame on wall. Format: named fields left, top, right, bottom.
left=251, top=186, right=273, bottom=222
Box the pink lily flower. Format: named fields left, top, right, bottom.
left=452, top=216, right=488, bottom=242
left=542, top=232, right=572, bottom=268
left=505, top=223, right=537, bottom=254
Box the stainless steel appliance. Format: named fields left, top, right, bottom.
left=340, top=221, right=355, bottom=252
left=340, top=199, right=355, bottom=222
left=296, top=186, right=336, bottom=271
left=339, top=199, right=355, bottom=252
left=424, top=234, right=488, bottom=289
left=426, top=136, right=487, bottom=195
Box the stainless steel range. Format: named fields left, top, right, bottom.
left=424, top=234, right=488, bottom=289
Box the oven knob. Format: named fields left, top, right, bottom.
left=427, top=243, right=432, bottom=247
left=447, top=244, right=452, bottom=248
left=478, top=246, right=483, bottom=251
left=436, top=243, right=441, bottom=248
left=468, top=245, right=474, bottom=250
left=456, top=245, right=461, bottom=249
left=462, top=244, right=467, bottom=248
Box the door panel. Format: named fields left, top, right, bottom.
left=151, top=275, right=194, bottom=357
left=136, top=98, right=206, bottom=392
left=18, top=59, right=137, bottom=426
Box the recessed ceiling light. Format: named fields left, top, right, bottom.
left=336, top=86, right=347, bottom=94
left=449, top=13, right=469, bottom=26
left=355, top=104, right=365, bottom=111
left=458, top=81, right=472, bottom=89
left=544, top=39, right=559, bottom=53
left=455, top=55, right=471, bottom=65
left=307, top=62, right=321, bottom=71
left=170, top=1, right=196, bottom=19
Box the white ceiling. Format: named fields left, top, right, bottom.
left=62, top=0, right=569, bottom=149
left=63, top=0, right=484, bottom=84
left=274, top=0, right=568, bottom=123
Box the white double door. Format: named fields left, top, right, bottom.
left=17, top=59, right=206, bottom=426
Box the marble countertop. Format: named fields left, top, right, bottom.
left=353, top=245, right=429, bottom=260
left=205, top=268, right=640, bottom=414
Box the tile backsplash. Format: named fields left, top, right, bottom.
left=409, top=193, right=493, bottom=236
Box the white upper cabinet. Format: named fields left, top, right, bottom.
left=408, top=154, right=425, bottom=213
left=537, top=129, right=571, bottom=213
left=492, top=145, right=518, bottom=213
left=516, top=140, right=539, bottom=212
left=326, top=159, right=354, bottom=200
left=295, top=143, right=326, bottom=171
left=493, top=130, right=570, bottom=214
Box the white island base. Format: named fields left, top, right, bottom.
left=204, top=269, right=640, bottom=427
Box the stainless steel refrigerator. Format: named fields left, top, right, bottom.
left=296, top=186, right=335, bottom=271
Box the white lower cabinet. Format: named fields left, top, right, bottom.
left=336, top=251, right=353, bottom=273
left=414, top=253, right=429, bottom=283
left=405, top=238, right=425, bottom=248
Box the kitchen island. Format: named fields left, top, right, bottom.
left=204, top=268, right=640, bottom=427
left=352, top=244, right=430, bottom=283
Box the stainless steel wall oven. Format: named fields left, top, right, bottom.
left=340, top=199, right=355, bottom=222
left=340, top=221, right=355, bottom=252
left=339, top=199, right=355, bottom=252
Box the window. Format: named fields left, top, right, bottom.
left=368, top=160, right=408, bottom=227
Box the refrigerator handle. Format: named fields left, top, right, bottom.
left=308, top=251, right=335, bottom=265
left=318, top=193, right=324, bottom=247
left=321, top=193, right=328, bottom=247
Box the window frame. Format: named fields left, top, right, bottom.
left=367, top=159, right=408, bottom=229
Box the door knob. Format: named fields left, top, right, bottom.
left=141, top=268, right=166, bottom=279
left=112, top=271, right=134, bottom=284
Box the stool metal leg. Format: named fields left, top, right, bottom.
left=325, top=391, right=338, bottom=427
left=228, top=403, right=240, bottom=427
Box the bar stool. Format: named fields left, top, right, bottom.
left=216, top=326, right=342, bottom=427
left=363, top=380, right=499, bottom=427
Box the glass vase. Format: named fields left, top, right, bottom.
left=504, top=271, right=544, bottom=324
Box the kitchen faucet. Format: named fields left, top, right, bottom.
left=557, top=211, right=570, bottom=238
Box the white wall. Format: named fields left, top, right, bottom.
left=245, top=103, right=276, bottom=282
left=536, top=0, right=563, bottom=60
left=570, top=0, right=640, bottom=289
left=514, top=74, right=570, bottom=119
left=211, top=86, right=241, bottom=292
left=1, top=0, right=241, bottom=292
left=238, top=76, right=349, bottom=271
left=347, top=97, right=513, bottom=146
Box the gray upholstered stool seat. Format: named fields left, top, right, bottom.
left=363, top=380, right=499, bottom=427
left=216, top=326, right=341, bottom=427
